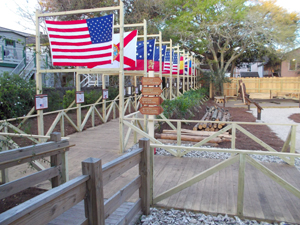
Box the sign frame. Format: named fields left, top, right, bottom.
left=35, top=94, right=48, bottom=110
left=76, top=91, right=85, bottom=104
left=102, top=89, right=109, bottom=100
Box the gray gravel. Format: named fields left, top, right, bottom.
left=137, top=208, right=290, bottom=225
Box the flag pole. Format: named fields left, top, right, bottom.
left=177, top=45, right=180, bottom=96
left=169, top=39, right=172, bottom=100
left=143, top=19, right=148, bottom=133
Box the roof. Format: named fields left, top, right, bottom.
left=0, top=26, right=31, bottom=38
left=240, top=72, right=259, bottom=78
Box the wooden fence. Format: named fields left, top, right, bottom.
left=123, top=115, right=297, bottom=166
left=0, top=132, right=70, bottom=198
left=0, top=138, right=151, bottom=225
left=149, top=144, right=300, bottom=218
left=223, top=77, right=300, bottom=97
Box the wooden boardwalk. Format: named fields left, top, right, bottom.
left=9, top=118, right=298, bottom=224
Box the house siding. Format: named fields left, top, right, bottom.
left=281, top=60, right=299, bottom=77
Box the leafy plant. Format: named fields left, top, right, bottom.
left=0, top=72, right=35, bottom=119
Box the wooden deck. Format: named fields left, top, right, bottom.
left=7, top=118, right=300, bottom=224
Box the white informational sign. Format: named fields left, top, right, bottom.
left=135, top=87, right=139, bottom=94
left=166, top=83, right=169, bottom=88
left=35, top=94, right=48, bottom=110
left=76, top=91, right=84, bottom=104
left=103, top=89, right=109, bottom=99
left=127, top=87, right=132, bottom=95
left=140, top=84, right=142, bottom=91
left=174, top=82, right=176, bottom=87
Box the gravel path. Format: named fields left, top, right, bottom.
left=251, top=108, right=300, bottom=153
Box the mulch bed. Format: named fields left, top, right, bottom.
left=156, top=99, right=285, bottom=151
left=289, top=113, right=300, bottom=123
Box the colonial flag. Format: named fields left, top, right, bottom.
left=125, top=39, right=155, bottom=71
left=172, top=53, right=179, bottom=74
left=94, top=30, right=138, bottom=68
left=45, top=14, right=114, bottom=67
left=179, top=56, right=184, bottom=74
left=154, top=45, right=166, bottom=72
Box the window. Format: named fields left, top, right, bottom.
left=289, top=59, right=296, bottom=71
left=5, top=39, right=16, bottom=47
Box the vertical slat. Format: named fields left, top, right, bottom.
left=113, top=101, right=116, bottom=119
left=92, top=105, right=95, bottom=127
left=60, top=112, right=65, bottom=137
left=102, top=74, right=106, bottom=123
left=139, top=138, right=151, bottom=215
left=82, top=157, right=104, bottom=225
left=231, top=123, right=236, bottom=150
left=76, top=68, right=81, bottom=131
left=290, top=125, right=296, bottom=165
left=177, top=121, right=181, bottom=155
left=50, top=132, right=62, bottom=188
left=237, top=153, right=245, bottom=217
left=150, top=146, right=154, bottom=205
left=1, top=125, right=9, bottom=183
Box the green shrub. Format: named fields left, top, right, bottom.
left=161, top=88, right=206, bottom=119
left=0, top=72, right=36, bottom=119
left=63, top=89, right=75, bottom=108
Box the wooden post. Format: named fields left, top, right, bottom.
left=113, top=101, right=116, bottom=119
left=149, top=145, right=154, bottom=205
left=92, top=105, right=95, bottom=127
left=257, top=108, right=261, bottom=120
left=177, top=45, right=180, bottom=97
left=50, top=132, right=62, bottom=188
left=139, top=138, right=151, bottom=215
left=76, top=69, right=81, bottom=131
left=82, top=157, right=105, bottom=225
left=209, top=82, right=213, bottom=99
left=169, top=39, right=173, bottom=100
left=0, top=125, right=9, bottom=183
left=35, top=10, right=44, bottom=143
left=60, top=112, right=65, bottom=137
left=177, top=121, right=181, bottom=149
left=231, top=123, right=236, bottom=150
left=119, top=1, right=125, bottom=153
left=223, top=95, right=226, bottom=108
left=102, top=74, right=106, bottom=122
left=148, top=71, right=155, bottom=140
left=237, top=153, right=245, bottom=217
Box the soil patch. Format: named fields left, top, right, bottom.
left=289, top=113, right=300, bottom=123
left=0, top=186, right=47, bottom=213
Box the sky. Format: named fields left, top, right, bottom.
left=0, top=0, right=300, bottom=35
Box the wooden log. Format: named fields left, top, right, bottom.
left=211, top=108, right=219, bottom=121
left=162, top=129, right=232, bottom=138
left=199, top=111, right=210, bottom=130
left=217, top=110, right=223, bottom=121
left=193, top=123, right=200, bottom=131
left=155, top=133, right=222, bottom=143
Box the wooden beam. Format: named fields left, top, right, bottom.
left=153, top=155, right=239, bottom=204
left=0, top=167, right=59, bottom=200
left=0, top=175, right=88, bottom=225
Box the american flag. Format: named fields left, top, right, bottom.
left=163, top=51, right=171, bottom=72
left=172, top=53, right=179, bottom=73
left=46, top=14, right=114, bottom=68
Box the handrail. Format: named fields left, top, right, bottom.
left=19, top=56, right=35, bottom=79
left=9, top=57, right=25, bottom=75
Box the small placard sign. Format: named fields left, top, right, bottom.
left=103, top=89, right=109, bottom=99
left=76, top=91, right=84, bottom=104
left=35, top=94, right=48, bottom=110
left=135, top=87, right=139, bottom=94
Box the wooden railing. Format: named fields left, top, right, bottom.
left=0, top=94, right=140, bottom=147
left=0, top=132, right=70, bottom=198
left=123, top=116, right=298, bottom=166
left=149, top=144, right=300, bottom=218
left=0, top=138, right=151, bottom=225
